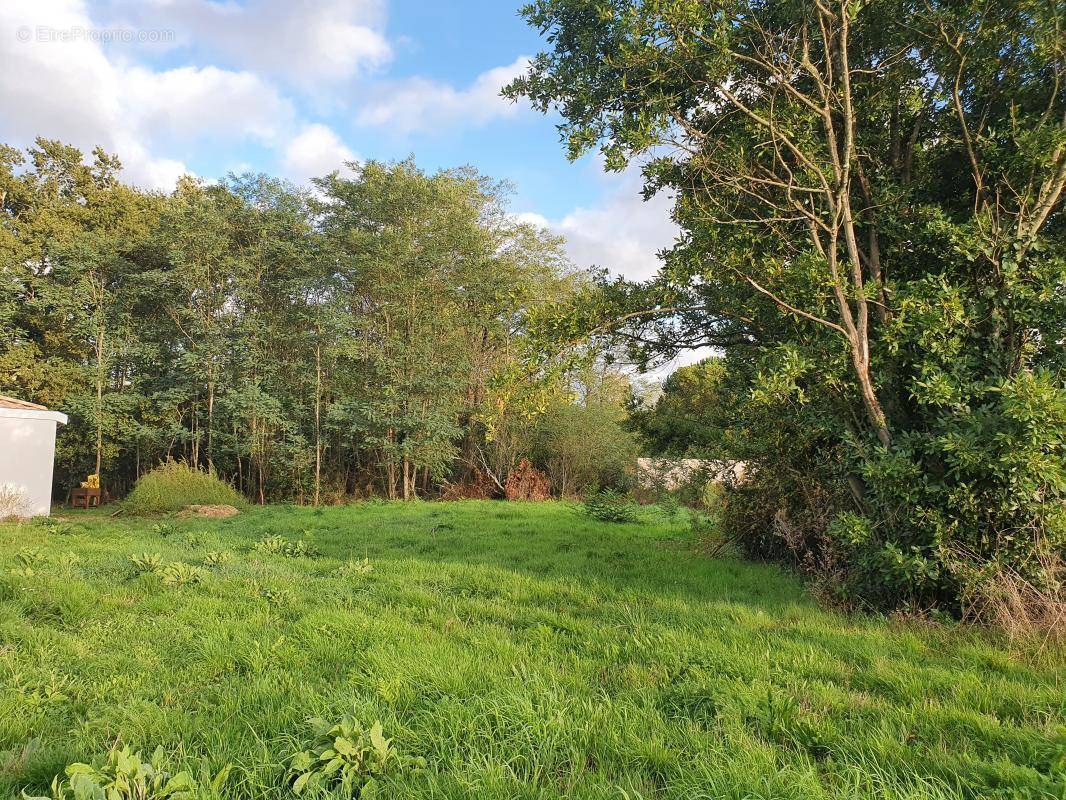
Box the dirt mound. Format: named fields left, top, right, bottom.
left=177, top=504, right=241, bottom=519
left=504, top=459, right=551, bottom=501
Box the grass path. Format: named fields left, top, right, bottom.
left=1, top=501, right=1063, bottom=798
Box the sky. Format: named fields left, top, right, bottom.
left=1, top=0, right=706, bottom=375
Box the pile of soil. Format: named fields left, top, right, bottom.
left=177, top=504, right=241, bottom=519
left=504, top=459, right=551, bottom=501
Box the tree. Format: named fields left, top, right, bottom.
left=630, top=359, right=727, bottom=457
left=508, top=0, right=1066, bottom=608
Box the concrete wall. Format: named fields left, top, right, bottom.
left=636, top=457, right=745, bottom=490
left=0, top=409, right=66, bottom=517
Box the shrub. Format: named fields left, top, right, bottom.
left=583, top=489, right=639, bottom=523
left=124, top=461, right=247, bottom=516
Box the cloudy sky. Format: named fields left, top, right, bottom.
left=3, top=0, right=707, bottom=375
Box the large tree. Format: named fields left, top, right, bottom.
left=508, top=0, right=1065, bottom=608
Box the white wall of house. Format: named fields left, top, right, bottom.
left=0, top=408, right=68, bottom=517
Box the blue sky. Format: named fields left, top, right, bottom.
left=1, top=0, right=682, bottom=289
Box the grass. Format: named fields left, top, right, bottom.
left=1, top=501, right=1063, bottom=799
left=122, top=460, right=248, bottom=515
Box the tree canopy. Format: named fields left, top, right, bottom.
left=1, top=141, right=626, bottom=503
left=508, top=0, right=1066, bottom=609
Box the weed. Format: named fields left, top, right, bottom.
left=336, top=557, right=373, bottom=577
left=34, top=518, right=76, bottom=536
left=23, top=745, right=229, bottom=800
left=151, top=522, right=177, bottom=538
left=131, top=553, right=164, bottom=575
left=254, top=536, right=320, bottom=558
left=202, top=550, right=233, bottom=567
left=289, top=714, right=422, bottom=796
left=157, top=562, right=207, bottom=587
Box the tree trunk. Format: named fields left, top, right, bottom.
left=94, top=318, right=105, bottom=481
left=206, top=363, right=215, bottom=472
left=314, top=341, right=322, bottom=506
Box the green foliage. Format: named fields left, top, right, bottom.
left=630, top=359, right=728, bottom=457
left=34, top=518, right=76, bottom=537
left=531, top=369, right=640, bottom=496
left=2, top=143, right=583, bottom=505
left=130, top=554, right=206, bottom=586
left=335, top=557, right=373, bottom=577
left=130, top=553, right=163, bottom=575
left=582, top=489, right=639, bottom=523
left=22, top=745, right=226, bottom=800
left=156, top=562, right=207, bottom=588
left=509, top=0, right=1066, bottom=610
left=201, top=551, right=232, bottom=567
left=124, top=462, right=246, bottom=516
left=289, top=715, right=419, bottom=797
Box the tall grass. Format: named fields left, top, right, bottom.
left=123, top=460, right=247, bottom=515
left=1, top=501, right=1061, bottom=799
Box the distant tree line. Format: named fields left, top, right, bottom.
left=0, top=140, right=638, bottom=502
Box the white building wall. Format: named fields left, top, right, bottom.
left=0, top=409, right=67, bottom=517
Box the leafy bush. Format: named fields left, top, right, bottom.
left=583, top=489, right=639, bottom=523
left=23, top=745, right=228, bottom=800
left=124, top=461, right=247, bottom=516
left=289, top=714, right=422, bottom=797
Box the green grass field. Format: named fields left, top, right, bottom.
left=1, top=501, right=1063, bottom=799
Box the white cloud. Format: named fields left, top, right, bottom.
left=0, top=0, right=294, bottom=188
left=123, top=65, right=292, bottom=145
left=519, top=163, right=701, bottom=381
left=356, top=56, right=530, bottom=133
left=97, top=0, right=392, bottom=86
left=282, top=124, right=360, bottom=181
left=521, top=164, right=679, bottom=282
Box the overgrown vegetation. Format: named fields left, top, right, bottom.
left=2, top=503, right=1062, bottom=799
left=288, top=714, right=418, bottom=797
left=509, top=0, right=1066, bottom=612
left=23, top=745, right=229, bottom=800
left=123, top=461, right=247, bottom=516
